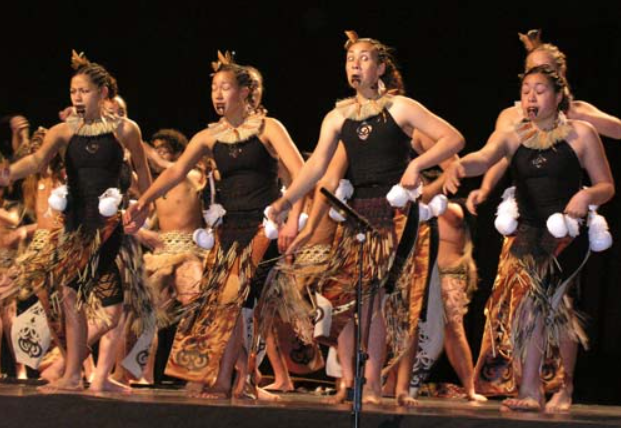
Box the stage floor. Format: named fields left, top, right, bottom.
left=1, top=380, right=621, bottom=428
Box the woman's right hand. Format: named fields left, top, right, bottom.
left=466, top=188, right=489, bottom=215
left=286, top=226, right=312, bottom=257
left=443, top=161, right=465, bottom=195
left=268, top=197, right=292, bottom=224
left=123, top=202, right=149, bottom=234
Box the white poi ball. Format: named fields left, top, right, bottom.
left=547, top=213, right=568, bottom=238
left=386, top=185, right=409, bottom=208
left=495, top=214, right=518, bottom=236
left=193, top=228, right=215, bottom=250
left=98, top=197, right=119, bottom=217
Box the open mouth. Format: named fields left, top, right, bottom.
left=75, top=105, right=86, bottom=116
left=214, top=103, right=225, bottom=114
left=350, top=75, right=361, bottom=86
left=526, top=106, right=539, bottom=119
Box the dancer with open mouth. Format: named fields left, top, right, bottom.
left=444, top=65, right=615, bottom=412
left=269, top=31, right=464, bottom=406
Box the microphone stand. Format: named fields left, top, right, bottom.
left=320, top=187, right=378, bottom=428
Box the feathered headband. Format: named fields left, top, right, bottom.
left=211, top=50, right=235, bottom=73
left=518, top=29, right=543, bottom=53
left=343, top=30, right=387, bottom=57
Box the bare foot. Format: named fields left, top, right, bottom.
left=501, top=396, right=543, bottom=412
left=382, top=373, right=396, bottom=397
left=362, top=388, right=382, bottom=405
left=256, top=387, right=281, bottom=401
left=263, top=381, right=294, bottom=393
left=199, top=390, right=230, bottom=399
left=467, top=392, right=488, bottom=403
left=89, top=377, right=132, bottom=393
left=545, top=388, right=572, bottom=413
left=198, top=385, right=230, bottom=400
left=40, top=360, right=64, bottom=383
left=37, top=377, right=84, bottom=394
left=16, top=364, right=28, bottom=380
left=396, top=392, right=419, bottom=407
left=327, top=384, right=349, bottom=404
left=185, top=381, right=204, bottom=398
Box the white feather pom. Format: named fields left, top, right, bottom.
left=495, top=214, right=518, bottom=236
left=501, top=186, right=516, bottom=200
left=418, top=203, right=432, bottom=222
left=428, top=194, right=448, bottom=217
left=98, top=197, right=119, bottom=217
left=48, top=185, right=68, bottom=212
left=589, top=230, right=613, bottom=252
left=588, top=213, right=609, bottom=232
left=386, top=185, right=410, bottom=208
left=588, top=212, right=613, bottom=252
left=100, top=188, right=123, bottom=204
left=98, top=188, right=123, bottom=217
left=298, top=212, right=309, bottom=231
left=329, top=208, right=346, bottom=223
left=335, top=179, right=354, bottom=200
left=192, top=228, right=215, bottom=250
left=564, top=215, right=581, bottom=238
left=262, top=206, right=279, bottom=239
left=203, top=203, right=227, bottom=228
left=547, top=213, right=568, bottom=238
left=263, top=219, right=279, bottom=240
left=406, top=183, right=423, bottom=202
left=496, top=199, right=519, bottom=218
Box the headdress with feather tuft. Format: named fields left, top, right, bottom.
left=344, top=30, right=359, bottom=49
left=211, top=50, right=235, bottom=73
left=71, top=50, right=91, bottom=70
left=518, top=29, right=543, bottom=53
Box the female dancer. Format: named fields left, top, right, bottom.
left=269, top=31, right=464, bottom=405
left=0, top=51, right=152, bottom=392
left=124, top=53, right=304, bottom=399
left=444, top=65, right=614, bottom=411
left=466, top=30, right=621, bottom=412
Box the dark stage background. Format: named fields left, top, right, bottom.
left=2, top=1, right=620, bottom=405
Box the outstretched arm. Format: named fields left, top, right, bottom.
left=124, top=131, right=209, bottom=232
left=2, top=123, right=67, bottom=185
left=394, top=97, right=465, bottom=189
left=565, top=122, right=615, bottom=217
left=270, top=110, right=343, bottom=220
left=120, top=120, right=152, bottom=196
left=444, top=129, right=512, bottom=194
left=265, top=118, right=305, bottom=252
left=568, top=100, right=621, bottom=140
left=287, top=143, right=348, bottom=255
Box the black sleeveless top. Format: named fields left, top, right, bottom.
left=510, top=141, right=582, bottom=227
left=64, top=132, right=124, bottom=230
left=212, top=136, right=279, bottom=212
left=341, top=111, right=412, bottom=198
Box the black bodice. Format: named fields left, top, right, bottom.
left=510, top=141, right=582, bottom=227
left=341, top=110, right=412, bottom=198
left=64, top=132, right=124, bottom=230
left=211, top=136, right=279, bottom=212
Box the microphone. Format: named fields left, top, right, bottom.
left=320, top=187, right=377, bottom=234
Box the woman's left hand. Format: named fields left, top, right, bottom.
left=278, top=216, right=298, bottom=254
left=400, top=162, right=421, bottom=190
left=564, top=190, right=590, bottom=219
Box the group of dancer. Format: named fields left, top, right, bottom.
left=0, top=29, right=617, bottom=413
